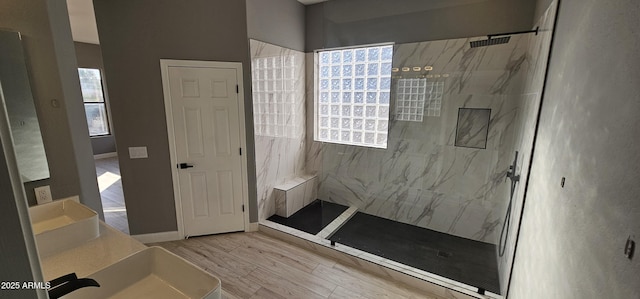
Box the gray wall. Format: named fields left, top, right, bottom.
left=246, top=0, right=305, bottom=52
left=74, top=42, right=117, bottom=155
left=305, top=3, right=324, bottom=52
left=0, top=0, right=103, bottom=217
left=509, top=0, right=640, bottom=298
left=305, top=0, right=536, bottom=51
left=89, top=135, right=116, bottom=155
left=74, top=41, right=103, bottom=68
left=534, top=0, right=554, bottom=21
left=93, top=0, right=258, bottom=234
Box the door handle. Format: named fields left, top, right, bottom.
left=178, top=163, right=194, bottom=169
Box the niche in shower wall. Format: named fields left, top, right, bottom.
left=455, top=108, right=491, bottom=149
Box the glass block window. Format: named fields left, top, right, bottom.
left=395, top=79, right=445, bottom=121
left=315, top=45, right=393, bottom=148
left=251, top=55, right=299, bottom=137
left=396, top=78, right=427, bottom=121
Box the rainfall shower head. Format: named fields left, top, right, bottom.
left=470, top=36, right=511, bottom=48
left=470, top=26, right=539, bottom=48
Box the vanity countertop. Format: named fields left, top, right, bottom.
left=40, top=222, right=147, bottom=281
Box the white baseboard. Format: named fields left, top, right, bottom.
left=94, top=152, right=117, bottom=159
left=246, top=222, right=259, bottom=232
left=131, top=231, right=180, bottom=244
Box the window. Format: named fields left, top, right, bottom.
left=395, top=78, right=445, bottom=121
left=251, top=55, right=299, bottom=137
left=396, top=78, right=427, bottom=121
left=78, top=68, right=110, bottom=136
left=315, top=45, right=393, bottom=148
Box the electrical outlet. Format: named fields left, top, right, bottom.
left=34, top=185, right=52, bottom=205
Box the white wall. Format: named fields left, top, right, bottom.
left=509, top=0, right=640, bottom=297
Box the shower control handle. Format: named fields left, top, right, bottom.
left=506, top=165, right=520, bottom=182
left=506, top=152, right=521, bottom=183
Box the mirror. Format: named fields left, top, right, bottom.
left=0, top=29, right=50, bottom=182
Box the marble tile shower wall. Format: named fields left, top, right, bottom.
left=305, top=52, right=323, bottom=176
left=250, top=40, right=306, bottom=221
left=497, top=1, right=558, bottom=293
left=314, top=35, right=533, bottom=243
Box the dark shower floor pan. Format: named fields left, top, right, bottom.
left=329, top=212, right=500, bottom=294
left=267, top=200, right=348, bottom=235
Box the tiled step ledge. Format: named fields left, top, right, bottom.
left=259, top=220, right=502, bottom=299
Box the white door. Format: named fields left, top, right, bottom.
left=166, top=64, right=245, bottom=237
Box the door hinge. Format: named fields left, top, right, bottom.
left=242, top=204, right=245, bottom=212
left=236, top=85, right=239, bottom=93
left=239, top=148, right=242, bottom=155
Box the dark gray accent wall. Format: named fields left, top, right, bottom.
left=305, top=3, right=324, bottom=52
left=93, top=0, right=258, bottom=234
left=74, top=42, right=117, bottom=155
left=246, top=0, right=305, bottom=52
left=0, top=0, right=103, bottom=217
left=305, top=0, right=536, bottom=51
left=510, top=0, right=640, bottom=298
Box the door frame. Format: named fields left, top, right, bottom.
left=160, top=59, right=251, bottom=239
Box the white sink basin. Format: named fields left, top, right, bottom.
left=29, top=197, right=99, bottom=257
left=63, top=247, right=221, bottom=299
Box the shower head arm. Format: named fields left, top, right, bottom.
left=487, top=26, right=539, bottom=39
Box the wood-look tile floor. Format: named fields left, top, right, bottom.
left=152, top=232, right=440, bottom=299
left=95, top=156, right=130, bottom=234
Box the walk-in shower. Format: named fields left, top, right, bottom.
left=312, top=32, right=534, bottom=295
left=252, top=1, right=559, bottom=297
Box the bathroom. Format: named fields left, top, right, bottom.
left=1, top=0, right=639, bottom=298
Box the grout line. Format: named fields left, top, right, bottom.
left=316, top=206, right=359, bottom=239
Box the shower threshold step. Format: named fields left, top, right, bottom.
left=329, top=212, right=500, bottom=294
left=263, top=202, right=501, bottom=297
left=259, top=220, right=498, bottom=299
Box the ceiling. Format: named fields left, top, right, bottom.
left=66, top=0, right=328, bottom=45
